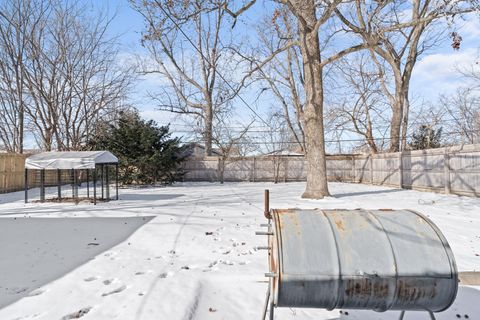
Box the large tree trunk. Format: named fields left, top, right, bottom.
left=390, top=78, right=413, bottom=152
left=302, top=115, right=330, bottom=198
left=389, top=103, right=402, bottom=152
left=297, top=6, right=330, bottom=199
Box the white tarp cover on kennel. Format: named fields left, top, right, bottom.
left=25, top=151, right=118, bottom=170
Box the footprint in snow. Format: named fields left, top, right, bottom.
left=8, top=287, right=28, bottom=295
left=12, top=313, right=44, bottom=320
left=103, top=279, right=117, bottom=285
left=84, top=276, right=99, bottom=282
left=135, top=270, right=153, bottom=275
left=27, top=288, right=47, bottom=297
left=158, top=271, right=174, bottom=279
left=61, top=307, right=92, bottom=319
left=101, top=285, right=127, bottom=297
left=181, top=265, right=198, bottom=270
left=208, top=260, right=219, bottom=268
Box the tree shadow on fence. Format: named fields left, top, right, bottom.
left=335, top=188, right=403, bottom=198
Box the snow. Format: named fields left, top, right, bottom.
left=0, top=182, right=479, bottom=319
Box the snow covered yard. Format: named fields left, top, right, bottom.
left=0, top=182, right=479, bottom=320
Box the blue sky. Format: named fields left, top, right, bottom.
left=94, top=0, right=480, bottom=150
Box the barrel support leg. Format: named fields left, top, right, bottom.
left=268, top=300, right=274, bottom=320
left=261, top=287, right=270, bottom=320
left=399, top=311, right=436, bottom=320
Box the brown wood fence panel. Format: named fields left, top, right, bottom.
left=0, top=153, right=29, bottom=193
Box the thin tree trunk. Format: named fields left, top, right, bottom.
left=389, top=83, right=404, bottom=152
left=401, top=89, right=410, bottom=150
left=18, top=103, right=23, bottom=153
left=204, top=101, right=213, bottom=156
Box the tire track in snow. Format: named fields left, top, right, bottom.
left=227, top=185, right=262, bottom=211
left=182, top=282, right=203, bottom=320
left=135, top=192, right=204, bottom=319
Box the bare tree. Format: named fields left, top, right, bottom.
left=250, top=9, right=306, bottom=153
left=212, top=114, right=254, bottom=184
left=440, top=88, right=480, bottom=144
left=228, top=1, right=372, bottom=198
left=336, top=0, right=480, bottom=152
left=0, top=0, right=49, bottom=152
left=330, top=52, right=391, bottom=153
left=132, top=0, right=246, bottom=156
left=0, top=1, right=132, bottom=152
left=259, top=110, right=299, bottom=183
left=21, top=2, right=133, bottom=151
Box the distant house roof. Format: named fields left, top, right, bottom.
left=182, top=143, right=222, bottom=157
left=25, top=151, right=118, bottom=170
left=264, top=150, right=305, bottom=156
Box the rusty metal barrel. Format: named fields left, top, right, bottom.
left=266, top=209, right=458, bottom=312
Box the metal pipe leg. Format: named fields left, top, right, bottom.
left=399, top=310, right=435, bottom=320
left=269, top=300, right=274, bottom=320
left=261, top=287, right=270, bottom=320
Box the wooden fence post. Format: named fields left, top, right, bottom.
left=252, top=157, right=256, bottom=182
left=399, top=152, right=403, bottom=189
left=351, top=155, right=355, bottom=183
left=369, top=154, right=374, bottom=184
left=444, top=149, right=451, bottom=194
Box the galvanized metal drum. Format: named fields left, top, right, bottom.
left=267, top=209, right=458, bottom=312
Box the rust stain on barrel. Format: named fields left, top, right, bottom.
left=345, top=279, right=390, bottom=298
left=397, top=280, right=437, bottom=302
left=335, top=219, right=345, bottom=232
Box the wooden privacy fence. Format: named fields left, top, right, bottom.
left=0, top=153, right=29, bottom=193
left=183, top=144, right=480, bottom=197
left=3, top=144, right=480, bottom=197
